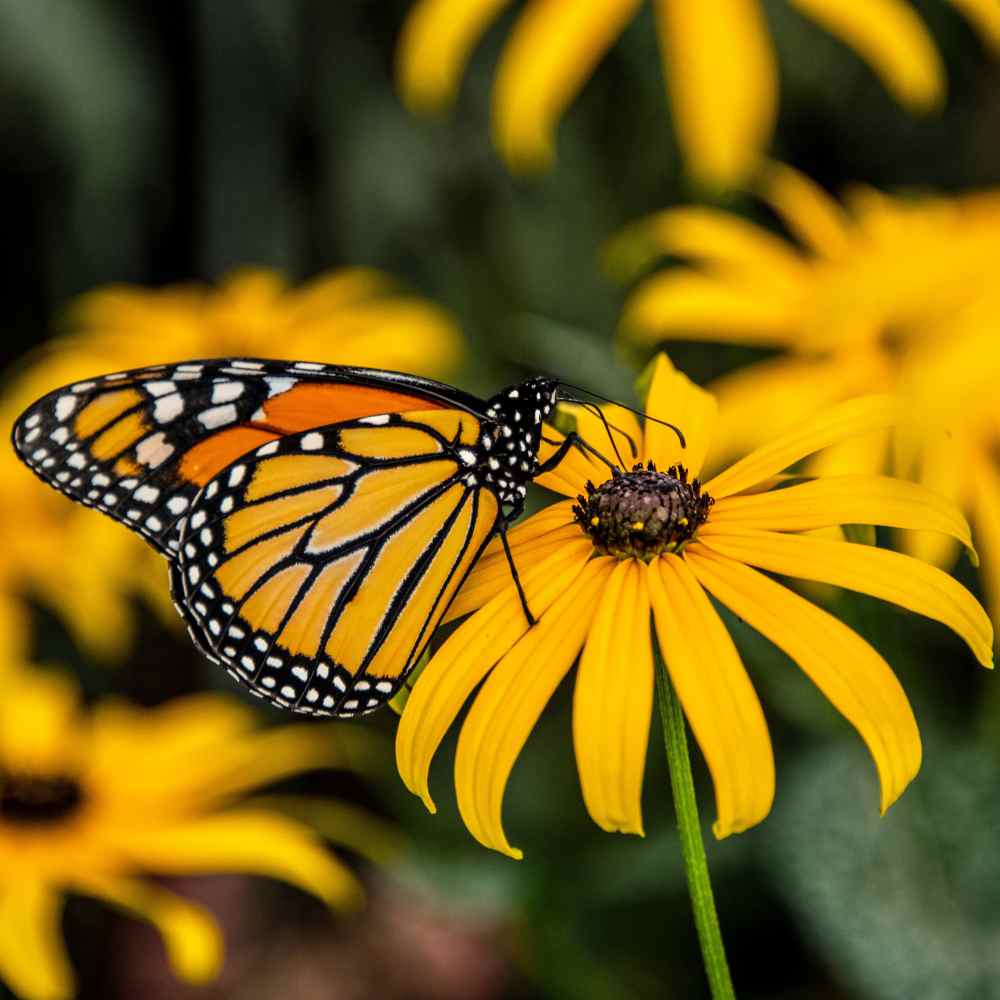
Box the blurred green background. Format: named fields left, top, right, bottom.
left=2, top=2, right=1000, bottom=998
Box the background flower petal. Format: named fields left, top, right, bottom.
left=75, top=875, right=223, bottom=985
left=704, top=395, right=898, bottom=500
left=655, top=0, right=778, bottom=186
left=454, top=558, right=615, bottom=858
left=101, top=810, right=364, bottom=910
left=605, top=206, right=807, bottom=291
left=948, top=0, right=1000, bottom=53
left=621, top=270, right=799, bottom=347
left=647, top=555, right=774, bottom=837
left=573, top=560, right=653, bottom=835
left=756, top=161, right=852, bottom=258
left=0, top=881, right=73, bottom=1000
left=493, top=0, right=642, bottom=170
left=396, top=0, right=511, bottom=113
left=703, top=355, right=882, bottom=474
left=398, top=541, right=595, bottom=812
left=0, top=672, right=80, bottom=774
left=789, top=0, right=945, bottom=111
left=698, top=527, right=994, bottom=666
left=640, top=353, right=718, bottom=477
left=686, top=546, right=921, bottom=812
left=710, top=474, right=977, bottom=561
left=970, top=453, right=1000, bottom=630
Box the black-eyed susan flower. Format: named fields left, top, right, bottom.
left=614, top=163, right=1000, bottom=617
left=396, top=353, right=992, bottom=858
left=0, top=667, right=397, bottom=1000
left=396, top=0, right=1000, bottom=185
left=0, top=267, right=462, bottom=661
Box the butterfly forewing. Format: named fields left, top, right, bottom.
left=11, top=359, right=460, bottom=553
left=173, top=411, right=499, bottom=716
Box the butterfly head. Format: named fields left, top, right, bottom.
left=480, top=376, right=559, bottom=507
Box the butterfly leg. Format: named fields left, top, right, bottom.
left=538, top=431, right=618, bottom=475
left=499, top=518, right=536, bottom=627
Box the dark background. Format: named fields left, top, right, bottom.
left=2, top=2, right=1000, bottom=998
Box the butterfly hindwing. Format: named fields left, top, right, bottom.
left=173, top=411, right=499, bottom=716
left=12, top=359, right=468, bottom=554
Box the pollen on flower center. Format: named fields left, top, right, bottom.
left=0, top=770, right=84, bottom=825
left=573, top=462, right=713, bottom=560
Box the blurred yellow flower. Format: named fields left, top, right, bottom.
left=396, top=354, right=991, bottom=858
left=0, top=667, right=397, bottom=1000
left=0, top=267, right=463, bottom=662
left=615, top=163, right=1000, bottom=612
left=396, top=0, right=1000, bottom=185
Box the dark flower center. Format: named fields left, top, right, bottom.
left=0, top=770, right=84, bottom=825
left=574, top=462, right=713, bottom=560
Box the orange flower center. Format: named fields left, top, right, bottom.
left=0, top=770, right=84, bottom=826
left=573, top=462, right=713, bottom=560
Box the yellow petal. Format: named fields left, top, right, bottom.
left=686, top=546, right=921, bottom=812
left=102, top=810, right=363, bottom=910
left=397, top=540, right=595, bottom=812
left=647, top=555, right=774, bottom=837
left=0, top=671, right=80, bottom=774
left=75, top=875, right=222, bottom=985
left=396, top=0, right=511, bottom=113
left=802, top=427, right=890, bottom=479
left=789, top=0, right=944, bottom=111
left=655, top=0, right=778, bottom=187
left=573, top=560, right=653, bottom=834
left=621, top=270, right=799, bottom=348
left=948, top=0, right=1000, bottom=53
left=247, top=796, right=406, bottom=866
left=703, top=354, right=883, bottom=475
left=970, top=452, right=1000, bottom=630
left=493, top=0, right=642, bottom=171
left=710, top=474, right=976, bottom=561
left=894, top=424, right=970, bottom=569
left=757, top=161, right=852, bottom=258
left=704, top=395, right=898, bottom=500
left=297, top=298, right=463, bottom=376
left=640, top=353, right=718, bottom=477
left=0, top=880, right=73, bottom=1000
left=454, top=557, right=615, bottom=857
left=605, top=206, right=806, bottom=291
left=697, top=526, right=994, bottom=667
left=447, top=520, right=582, bottom=623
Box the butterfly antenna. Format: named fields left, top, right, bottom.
left=577, top=400, right=632, bottom=468
left=558, top=379, right=686, bottom=448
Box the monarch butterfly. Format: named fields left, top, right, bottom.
left=13, top=358, right=680, bottom=718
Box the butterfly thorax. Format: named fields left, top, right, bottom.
left=476, top=376, right=558, bottom=508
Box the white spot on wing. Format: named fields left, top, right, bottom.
left=154, top=395, right=184, bottom=423
left=198, top=404, right=238, bottom=429
left=212, top=381, right=244, bottom=403
left=55, top=395, right=77, bottom=420
left=301, top=432, right=323, bottom=451
left=136, top=433, right=175, bottom=468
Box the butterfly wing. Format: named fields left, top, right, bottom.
left=173, top=410, right=499, bottom=716
left=11, top=359, right=477, bottom=554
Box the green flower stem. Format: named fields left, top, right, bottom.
left=655, top=660, right=736, bottom=1000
